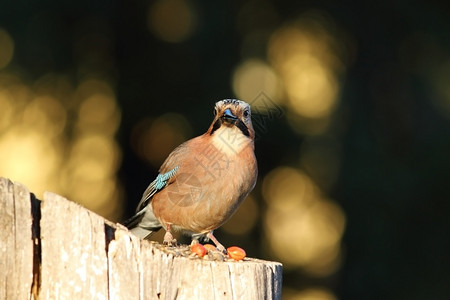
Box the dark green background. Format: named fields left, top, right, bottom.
left=1, top=1, right=449, bottom=299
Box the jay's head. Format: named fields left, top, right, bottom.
left=208, top=99, right=255, bottom=141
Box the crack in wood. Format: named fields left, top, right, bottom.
left=1, top=177, right=283, bottom=299
left=104, top=223, right=116, bottom=253
left=30, top=194, right=41, bottom=299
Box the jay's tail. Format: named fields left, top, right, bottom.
left=122, top=207, right=163, bottom=239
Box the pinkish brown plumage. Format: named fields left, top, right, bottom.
left=124, top=99, right=257, bottom=251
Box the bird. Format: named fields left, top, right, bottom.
left=124, top=99, right=258, bottom=252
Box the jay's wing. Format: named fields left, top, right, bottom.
left=122, top=166, right=179, bottom=234
left=135, top=138, right=195, bottom=211
left=122, top=139, right=193, bottom=237
left=136, top=166, right=179, bottom=212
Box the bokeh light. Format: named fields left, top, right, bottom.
left=0, top=127, right=62, bottom=196
left=232, top=58, right=282, bottom=108
left=221, top=194, right=259, bottom=235
left=267, top=11, right=346, bottom=134
left=0, top=88, right=16, bottom=130
left=262, top=167, right=345, bottom=276
left=284, top=287, right=337, bottom=300
left=0, top=28, right=14, bottom=69
left=131, top=113, right=193, bottom=168
left=67, top=135, right=120, bottom=182
left=229, top=11, right=349, bottom=298
left=148, top=0, right=198, bottom=43
left=76, top=79, right=121, bottom=135
left=23, top=95, right=67, bottom=137
left=0, top=74, right=122, bottom=221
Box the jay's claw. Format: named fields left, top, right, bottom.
left=163, top=238, right=177, bottom=247
left=207, top=231, right=226, bottom=253
left=163, top=226, right=177, bottom=246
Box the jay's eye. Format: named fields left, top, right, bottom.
left=243, top=110, right=249, bottom=117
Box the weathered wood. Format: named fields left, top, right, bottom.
left=0, top=177, right=283, bottom=299
left=108, top=228, right=141, bottom=299
left=0, top=177, right=34, bottom=300
left=40, top=191, right=109, bottom=299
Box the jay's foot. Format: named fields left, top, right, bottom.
left=163, top=230, right=177, bottom=246
left=207, top=231, right=225, bottom=253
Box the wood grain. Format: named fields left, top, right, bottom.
left=0, top=177, right=282, bottom=299
left=0, top=178, right=34, bottom=300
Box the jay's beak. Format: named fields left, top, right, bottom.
left=221, top=108, right=238, bottom=124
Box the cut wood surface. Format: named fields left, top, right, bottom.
left=0, top=177, right=282, bottom=299
left=0, top=178, right=34, bottom=300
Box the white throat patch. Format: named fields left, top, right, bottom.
left=211, top=125, right=251, bottom=156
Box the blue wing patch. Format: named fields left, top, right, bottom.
left=153, top=166, right=179, bottom=190
left=136, top=166, right=179, bottom=211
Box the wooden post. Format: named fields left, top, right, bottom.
left=0, top=177, right=282, bottom=299
left=0, top=177, right=34, bottom=300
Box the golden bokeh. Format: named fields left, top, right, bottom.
left=262, top=167, right=345, bottom=276
left=77, top=93, right=121, bottom=135
left=0, top=28, right=14, bottom=69
left=148, top=0, right=197, bottom=43
left=0, top=127, right=62, bottom=197
left=67, top=79, right=122, bottom=219
left=67, top=134, right=120, bottom=182
left=232, top=59, right=282, bottom=108
left=284, top=287, right=337, bottom=300
left=268, top=12, right=344, bottom=123
left=0, top=89, right=15, bottom=130
left=221, top=194, right=259, bottom=235
left=131, top=113, right=192, bottom=168
left=23, top=95, right=67, bottom=137
left=286, top=112, right=332, bottom=136
left=75, top=78, right=121, bottom=134
left=0, top=74, right=122, bottom=221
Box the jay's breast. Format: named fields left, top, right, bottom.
left=152, top=146, right=257, bottom=233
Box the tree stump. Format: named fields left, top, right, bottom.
left=0, top=177, right=282, bottom=299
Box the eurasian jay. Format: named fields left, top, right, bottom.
left=124, top=99, right=257, bottom=251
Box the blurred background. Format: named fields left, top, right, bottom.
left=0, top=0, right=449, bottom=299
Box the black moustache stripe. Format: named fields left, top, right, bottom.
left=210, top=119, right=222, bottom=135
left=210, top=118, right=250, bottom=137
left=236, top=119, right=250, bottom=137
